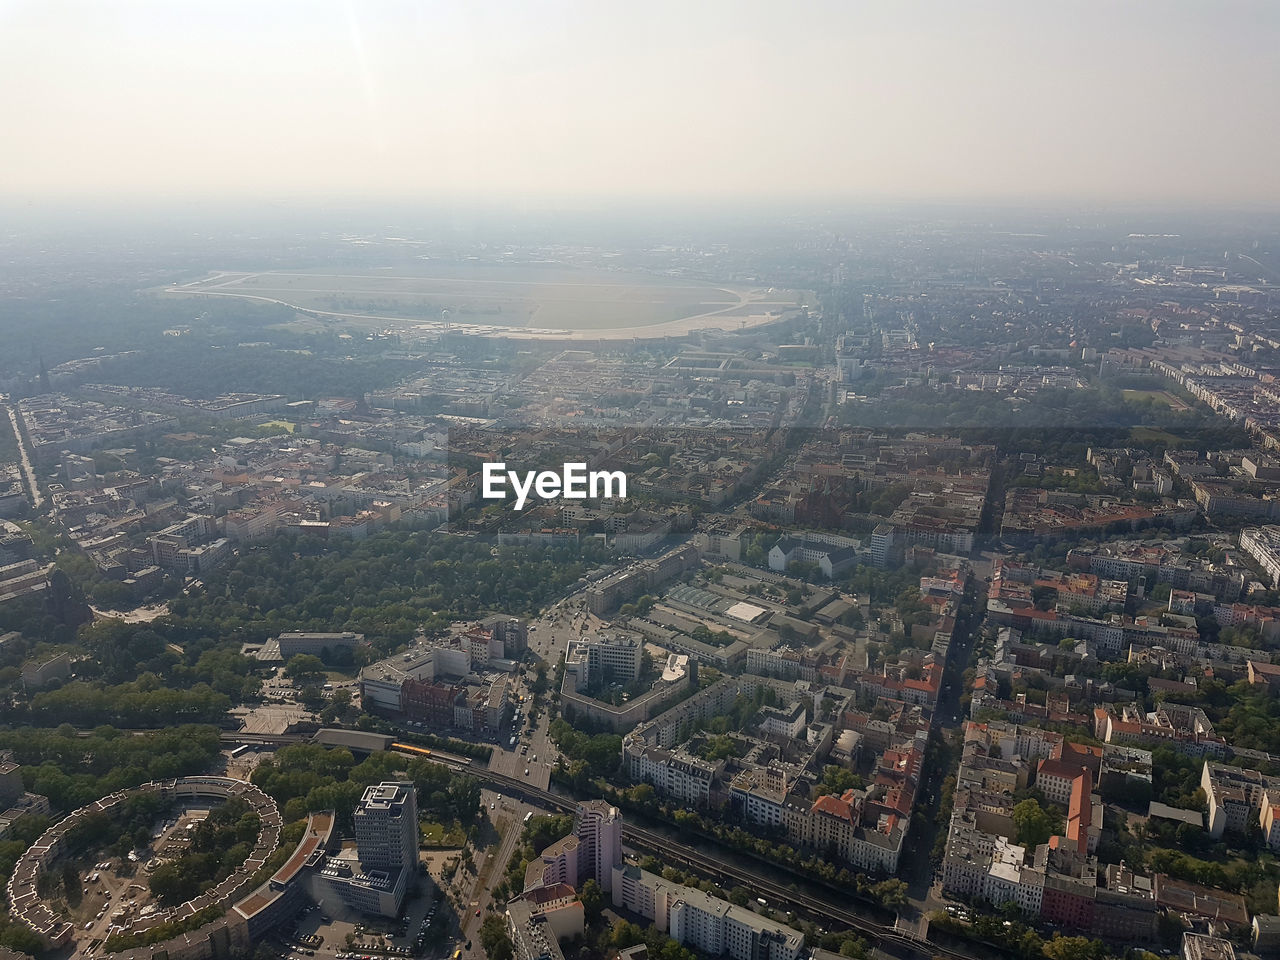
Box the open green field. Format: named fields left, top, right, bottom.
left=164, top=264, right=804, bottom=338
left=1122, top=388, right=1189, bottom=410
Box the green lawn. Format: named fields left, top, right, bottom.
left=1123, top=389, right=1185, bottom=409
left=421, top=820, right=466, bottom=848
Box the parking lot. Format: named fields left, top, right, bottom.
left=271, top=882, right=454, bottom=960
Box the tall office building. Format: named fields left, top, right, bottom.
left=355, top=782, right=418, bottom=870
left=320, top=781, right=421, bottom=917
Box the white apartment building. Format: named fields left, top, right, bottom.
left=622, top=740, right=721, bottom=805
left=574, top=801, right=623, bottom=894
left=1202, top=761, right=1278, bottom=839
left=983, top=838, right=1044, bottom=917
left=728, top=767, right=794, bottom=830
left=612, top=865, right=803, bottom=960
left=1036, top=758, right=1085, bottom=807
left=1241, top=526, right=1280, bottom=589
left=759, top=702, right=808, bottom=739
left=565, top=634, right=642, bottom=692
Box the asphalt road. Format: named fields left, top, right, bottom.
left=454, top=789, right=537, bottom=959
left=3, top=401, right=43, bottom=510
left=897, top=578, right=986, bottom=927
left=486, top=595, right=607, bottom=792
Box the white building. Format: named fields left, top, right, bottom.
left=622, top=740, right=721, bottom=805
left=759, top=702, right=807, bottom=740
left=612, top=865, right=803, bottom=960
left=727, top=767, right=795, bottom=831
left=575, top=801, right=623, bottom=894
left=1202, top=761, right=1277, bottom=839
left=982, top=838, right=1043, bottom=917
left=565, top=634, right=642, bottom=693
left=1241, top=526, right=1280, bottom=588
left=1036, top=758, right=1085, bottom=807
left=870, top=524, right=895, bottom=569
left=768, top=533, right=860, bottom=578
left=355, top=781, right=418, bottom=871
left=525, top=800, right=625, bottom=897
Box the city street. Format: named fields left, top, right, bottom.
left=486, top=593, right=606, bottom=792
left=898, top=576, right=986, bottom=929
left=454, top=788, right=541, bottom=960
left=3, top=400, right=42, bottom=510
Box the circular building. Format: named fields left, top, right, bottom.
left=7, top=776, right=330, bottom=960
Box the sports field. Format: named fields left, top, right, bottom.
left=164, top=264, right=805, bottom=339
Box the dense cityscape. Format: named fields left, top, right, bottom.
left=4, top=4, right=1280, bottom=960
left=0, top=211, right=1279, bottom=960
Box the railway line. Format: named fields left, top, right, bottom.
left=184, top=732, right=979, bottom=960
left=221, top=733, right=476, bottom=769
left=219, top=731, right=306, bottom=746
left=448, top=764, right=977, bottom=960
left=231, top=733, right=979, bottom=959
left=388, top=741, right=474, bottom=768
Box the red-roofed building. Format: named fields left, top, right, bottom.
left=1067, top=769, right=1093, bottom=858
left=1056, top=741, right=1103, bottom=779
left=1037, top=757, right=1088, bottom=807
left=809, top=790, right=860, bottom=863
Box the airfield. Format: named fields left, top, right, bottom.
left=162, top=264, right=806, bottom=340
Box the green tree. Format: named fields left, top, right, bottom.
left=580, top=877, right=604, bottom=924
left=870, top=878, right=908, bottom=908
left=1043, top=934, right=1105, bottom=960
left=816, top=765, right=857, bottom=797
left=286, top=654, right=326, bottom=682
left=480, top=913, right=513, bottom=960
left=1011, top=798, right=1062, bottom=848
left=62, top=860, right=82, bottom=907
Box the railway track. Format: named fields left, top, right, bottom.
left=218, top=734, right=985, bottom=959
left=247, top=735, right=933, bottom=951
left=219, top=731, right=306, bottom=745
left=455, top=766, right=980, bottom=960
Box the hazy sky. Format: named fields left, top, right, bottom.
left=2, top=0, right=1278, bottom=207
